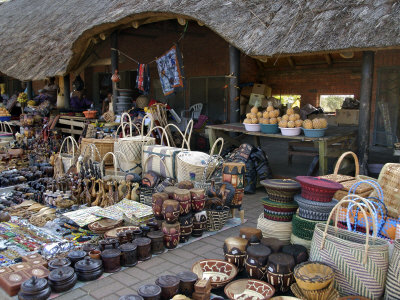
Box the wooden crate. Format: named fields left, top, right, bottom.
left=336, top=109, right=359, bottom=125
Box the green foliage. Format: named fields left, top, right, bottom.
left=320, top=95, right=353, bottom=112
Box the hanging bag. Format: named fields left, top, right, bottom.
left=310, top=195, right=389, bottom=299
left=59, top=136, right=79, bottom=173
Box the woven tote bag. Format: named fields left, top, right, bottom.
left=0, top=121, right=13, bottom=141
left=114, top=113, right=155, bottom=173
left=59, top=136, right=79, bottom=173
left=310, top=195, right=389, bottom=299
left=385, top=239, right=400, bottom=299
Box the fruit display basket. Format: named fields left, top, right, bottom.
left=260, top=123, right=279, bottom=134
left=244, top=123, right=261, bottom=132
left=279, top=127, right=301, bottom=136
left=302, top=128, right=327, bottom=138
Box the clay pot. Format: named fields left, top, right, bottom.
left=146, top=221, right=159, bottom=232
left=18, top=276, right=51, bottom=300
left=48, top=267, right=77, bottom=293
left=155, top=275, right=180, bottom=300
left=174, top=189, right=191, bottom=215
left=152, top=193, right=169, bottom=219
left=147, top=231, right=165, bottom=255
left=177, top=271, right=198, bottom=297
left=111, top=70, right=121, bottom=83
left=134, top=238, right=151, bottom=261
left=89, top=250, right=101, bottom=260
left=99, top=239, right=112, bottom=251
left=245, top=244, right=272, bottom=280
left=192, top=211, right=207, bottom=237
left=162, top=222, right=180, bottom=249
left=101, top=249, right=121, bottom=273
left=162, top=200, right=180, bottom=224
left=138, top=284, right=162, bottom=300
left=67, top=250, right=86, bottom=267
left=266, top=253, right=295, bottom=293
left=119, top=243, right=137, bottom=267
left=117, top=231, right=128, bottom=245
left=140, top=225, right=150, bottom=237
left=82, top=244, right=98, bottom=255
left=190, top=189, right=206, bottom=212
left=74, top=257, right=103, bottom=282
left=48, top=258, right=71, bottom=271
left=179, top=213, right=193, bottom=243
left=224, top=237, right=249, bottom=271
left=164, top=186, right=178, bottom=199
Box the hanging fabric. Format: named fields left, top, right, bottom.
left=136, top=63, right=150, bottom=95
left=156, top=45, right=185, bottom=96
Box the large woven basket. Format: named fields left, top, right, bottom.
left=320, top=151, right=359, bottom=183
left=206, top=207, right=229, bottom=231
left=291, top=213, right=321, bottom=241
left=81, top=138, right=114, bottom=165
left=59, top=136, right=79, bottom=173
left=385, top=239, right=400, bottom=299
left=257, top=213, right=292, bottom=243
left=374, top=163, right=400, bottom=218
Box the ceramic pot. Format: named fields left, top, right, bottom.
left=119, top=243, right=137, bottom=267
left=146, top=221, right=159, bottom=232
left=179, top=213, right=193, bottom=243
left=192, top=211, right=207, bottom=237
left=177, top=271, right=198, bottom=297
left=222, top=162, right=246, bottom=208
left=162, top=200, right=180, bottom=224
left=152, top=193, right=169, bottom=219
left=67, top=250, right=86, bottom=267
left=18, top=276, right=51, bottom=300
left=117, top=232, right=128, bottom=245
left=162, top=222, right=180, bottom=249
left=101, top=249, right=121, bottom=273
left=245, top=244, right=272, bottom=280
left=138, top=284, right=161, bottom=300
left=48, top=258, right=71, bottom=271
left=135, top=238, right=151, bottom=261
left=48, top=267, right=77, bottom=293
left=266, top=253, right=295, bottom=293
left=99, top=239, right=112, bottom=251
left=147, top=231, right=165, bottom=255
left=281, top=244, right=309, bottom=265
left=223, top=237, right=249, bottom=271
left=155, top=275, right=180, bottom=300
left=140, top=225, right=150, bottom=237
left=174, top=189, right=191, bottom=215
left=74, top=257, right=103, bottom=281
left=176, top=181, right=194, bottom=190
left=108, top=238, right=119, bottom=249
left=89, top=250, right=101, bottom=260
left=190, top=188, right=206, bottom=212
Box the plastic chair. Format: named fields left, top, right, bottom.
left=180, top=103, right=203, bottom=130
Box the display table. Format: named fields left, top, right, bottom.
left=205, top=123, right=358, bottom=175
left=56, top=116, right=97, bottom=136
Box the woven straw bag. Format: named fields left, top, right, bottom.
left=176, top=137, right=224, bottom=182
left=310, top=195, right=389, bottom=299
left=206, top=207, right=229, bottom=231
left=385, top=239, right=400, bottom=299
left=101, top=151, right=128, bottom=182
left=114, top=113, right=155, bottom=173
left=77, top=143, right=101, bottom=175
left=59, top=136, right=79, bottom=173
left=257, top=213, right=292, bottom=243
left=0, top=121, right=13, bottom=141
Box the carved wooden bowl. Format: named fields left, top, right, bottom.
left=192, top=259, right=238, bottom=289
left=224, top=279, right=275, bottom=300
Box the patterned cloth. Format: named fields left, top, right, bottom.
left=156, top=45, right=184, bottom=96
left=136, top=63, right=150, bottom=94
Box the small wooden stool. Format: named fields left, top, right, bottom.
left=230, top=208, right=245, bottom=224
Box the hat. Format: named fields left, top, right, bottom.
left=295, top=176, right=343, bottom=202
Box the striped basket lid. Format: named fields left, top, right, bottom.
left=260, top=179, right=301, bottom=191
left=262, top=197, right=299, bottom=209
left=294, top=194, right=337, bottom=211
left=295, top=176, right=343, bottom=202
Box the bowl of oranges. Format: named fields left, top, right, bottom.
left=0, top=107, right=11, bottom=121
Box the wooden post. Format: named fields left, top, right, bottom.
left=358, top=51, right=374, bottom=175
left=111, top=31, right=118, bottom=113
left=26, top=81, right=33, bottom=100
left=229, top=45, right=240, bottom=123
left=64, top=74, right=70, bottom=109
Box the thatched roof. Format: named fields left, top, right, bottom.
left=1, top=0, right=399, bottom=80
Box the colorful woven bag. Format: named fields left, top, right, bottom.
left=385, top=239, right=400, bottom=299
left=310, top=196, right=389, bottom=299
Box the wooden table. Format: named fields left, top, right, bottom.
left=56, top=116, right=97, bottom=136
left=205, top=123, right=358, bottom=175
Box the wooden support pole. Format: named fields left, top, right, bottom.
left=26, top=81, right=33, bottom=100
left=358, top=51, right=374, bottom=175
left=63, top=74, right=70, bottom=109
left=111, top=31, right=118, bottom=113
left=229, top=45, right=240, bottom=123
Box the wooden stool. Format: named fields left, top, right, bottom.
left=230, top=208, right=245, bottom=224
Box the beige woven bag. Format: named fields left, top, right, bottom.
left=114, top=113, right=155, bottom=173
left=59, top=136, right=79, bottom=173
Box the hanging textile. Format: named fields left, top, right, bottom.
left=156, top=45, right=185, bottom=96
left=136, top=63, right=150, bottom=95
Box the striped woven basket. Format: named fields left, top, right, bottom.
left=294, top=195, right=337, bottom=221
left=385, top=239, right=400, bottom=299
left=263, top=210, right=295, bottom=222
left=257, top=213, right=292, bottom=243
left=262, top=197, right=298, bottom=212
left=206, top=207, right=229, bottom=231
left=291, top=213, right=320, bottom=241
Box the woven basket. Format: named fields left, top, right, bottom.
left=103, top=110, right=115, bottom=123
left=319, top=151, right=359, bottom=183
left=176, top=138, right=223, bottom=182
left=294, top=195, right=337, bottom=221
left=260, top=179, right=301, bottom=203
left=262, top=197, right=298, bottom=213
left=59, top=136, right=79, bottom=173
left=139, top=186, right=154, bottom=206
left=374, top=163, right=400, bottom=218
left=290, top=233, right=312, bottom=250
left=385, top=239, right=400, bottom=299
left=206, top=207, right=229, bottom=231
left=80, top=138, right=114, bottom=165
left=296, top=176, right=343, bottom=202
left=257, top=213, right=292, bottom=243
left=263, top=210, right=295, bottom=222
left=291, top=213, right=321, bottom=241
left=0, top=121, right=13, bottom=141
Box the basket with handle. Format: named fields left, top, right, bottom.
left=176, top=137, right=224, bottom=183
left=0, top=121, right=13, bottom=141
left=78, top=143, right=102, bottom=176
left=385, top=239, right=400, bottom=299
left=114, top=113, right=155, bottom=173
left=320, top=151, right=359, bottom=183
left=59, top=136, right=79, bottom=173
left=310, top=195, right=389, bottom=299
left=100, top=151, right=128, bottom=182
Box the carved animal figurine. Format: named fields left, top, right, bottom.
left=91, top=177, right=97, bottom=199
left=118, top=180, right=126, bottom=200
left=131, top=183, right=139, bottom=201
left=91, top=180, right=103, bottom=207
left=125, top=182, right=132, bottom=200
left=83, top=178, right=92, bottom=206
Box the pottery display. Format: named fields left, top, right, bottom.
left=261, top=238, right=289, bottom=253
left=179, top=213, right=193, bottom=243
left=147, top=231, right=165, bottom=255
left=190, top=189, right=206, bottom=212
left=138, top=284, right=162, bottom=300
left=119, top=243, right=138, bottom=267
left=192, top=211, right=207, bottom=237
left=266, top=253, right=295, bottom=293
left=82, top=244, right=98, bottom=254
left=74, top=256, right=103, bottom=281
left=174, top=189, right=191, bottom=215
left=223, top=237, right=249, bottom=271
left=222, top=162, right=246, bottom=208
left=162, top=200, right=180, bottom=223
left=135, top=237, right=152, bottom=261
left=152, top=192, right=169, bottom=219
left=89, top=250, right=101, bottom=260
left=192, top=259, right=238, bottom=289
left=18, top=276, right=51, bottom=300
left=162, top=222, right=180, bottom=249
left=48, top=258, right=71, bottom=271
left=117, top=231, right=128, bottom=245
left=101, top=249, right=121, bottom=273
left=177, top=271, right=198, bottom=297
left=281, top=244, right=309, bottom=265
left=67, top=250, right=86, bottom=267
left=99, top=239, right=112, bottom=251
left=155, top=275, right=180, bottom=300
left=48, top=267, right=77, bottom=293
left=224, top=279, right=275, bottom=300
left=164, top=186, right=178, bottom=199
left=245, top=244, right=272, bottom=280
